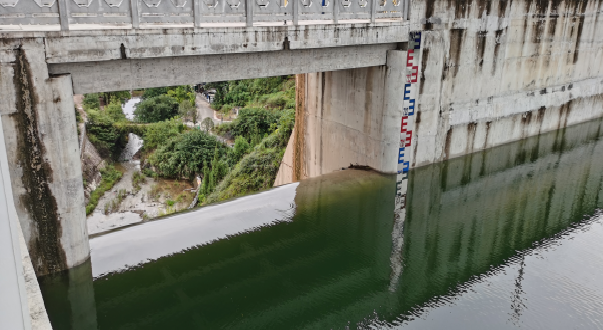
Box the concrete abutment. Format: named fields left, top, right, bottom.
left=0, top=39, right=90, bottom=278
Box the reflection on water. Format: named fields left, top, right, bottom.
left=39, top=118, right=603, bottom=329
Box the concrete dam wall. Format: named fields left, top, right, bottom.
left=410, top=0, right=603, bottom=166
left=276, top=0, right=603, bottom=183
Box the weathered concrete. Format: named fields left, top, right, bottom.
left=1, top=23, right=408, bottom=63
left=282, top=52, right=405, bottom=180
left=49, top=43, right=398, bottom=93
left=410, top=0, right=603, bottom=166
left=0, top=38, right=90, bottom=277
left=275, top=49, right=406, bottom=182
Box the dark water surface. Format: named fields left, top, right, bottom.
left=40, top=118, right=603, bottom=329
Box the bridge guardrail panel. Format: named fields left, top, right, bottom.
left=252, top=0, right=291, bottom=23
left=335, top=0, right=370, bottom=20
left=200, top=0, right=246, bottom=23
left=0, top=0, right=60, bottom=25
left=67, top=0, right=132, bottom=25
left=0, top=0, right=405, bottom=27
left=374, top=0, right=401, bottom=19
left=139, top=0, right=194, bottom=24
left=298, top=0, right=332, bottom=21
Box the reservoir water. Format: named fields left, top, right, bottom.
left=39, top=118, right=603, bottom=329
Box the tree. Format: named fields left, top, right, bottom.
left=83, top=93, right=100, bottom=110
left=200, top=117, right=214, bottom=133
left=105, top=98, right=127, bottom=122
left=178, top=100, right=197, bottom=124
left=228, top=135, right=250, bottom=166
left=142, top=118, right=185, bottom=151
left=232, top=108, right=279, bottom=140
left=134, top=95, right=179, bottom=123
left=167, top=85, right=196, bottom=105
left=148, top=130, right=227, bottom=179
left=142, top=87, right=167, bottom=99
left=85, top=109, right=127, bottom=159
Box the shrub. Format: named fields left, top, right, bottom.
left=132, top=171, right=146, bottom=194
left=142, top=118, right=185, bottom=151
left=83, top=93, right=100, bottom=110
left=86, top=109, right=127, bottom=159
left=85, top=165, right=123, bottom=215
left=149, top=130, right=228, bottom=179
left=231, top=108, right=279, bottom=141
left=142, top=87, right=167, bottom=99
left=200, top=117, right=214, bottom=133
left=134, top=95, right=179, bottom=123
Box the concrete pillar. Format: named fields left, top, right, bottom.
left=0, top=38, right=90, bottom=277
left=274, top=54, right=411, bottom=184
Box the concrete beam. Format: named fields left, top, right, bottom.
left=0, top=23, right=408, bottom=64
left=48, top=43, right=398, bottom=94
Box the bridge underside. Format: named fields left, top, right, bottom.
left=49, top=43, right=398, bottom=93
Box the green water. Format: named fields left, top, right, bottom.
left=40, top=118, right=603, bottom=329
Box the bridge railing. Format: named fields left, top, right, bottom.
left=0, top=0, right=408, bottom=30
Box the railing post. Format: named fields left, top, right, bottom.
left=131, top=0, right=140, bottom=29
left=193, top=0, right=201, bottom=27
left=333, top=0, right=338, bottom=24
left=246, top=0, right=254, bottom=27
left=404, top=0, right=409, bottom=20
left=370, top=0, right=375, bottom=23
left=292, top=0, right=298, bottom=25
left=57, top=0, right=69, bottom=31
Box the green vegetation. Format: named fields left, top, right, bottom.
left=200, top=117, right=214, bottom=132
left=205, top=108, right=294, bottom=203
left=86, top=106, right=128, bottom=159
left=134, top=95, right=179, bottom=123
left=132, top=171, right=146, bottom=194
left=141, top=118, right=186, bottom=151
left=81, top=77, right=296, bottom=217
left=208, top=76, right=295, bottom=111
left=86, top=165, right=123, bottom=215
left=179, top=100, right=197, bottom=124
left=104, top=189, right=127, bottom=215
left=149, top=130, right=227, bottom=180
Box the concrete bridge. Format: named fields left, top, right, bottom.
left=2, top=0, right=603, bottom=328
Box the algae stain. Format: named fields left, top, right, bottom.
left=11, top=46, right=67, bottom=277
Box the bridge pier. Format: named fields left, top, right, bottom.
left=0, top=39, right=89, bottom=277
left=275, top=49, right=407, bottom=182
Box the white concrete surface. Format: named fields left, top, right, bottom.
left=0, top=101, right=32, bottom=330
left=19, top=226, right=53, bottom=330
